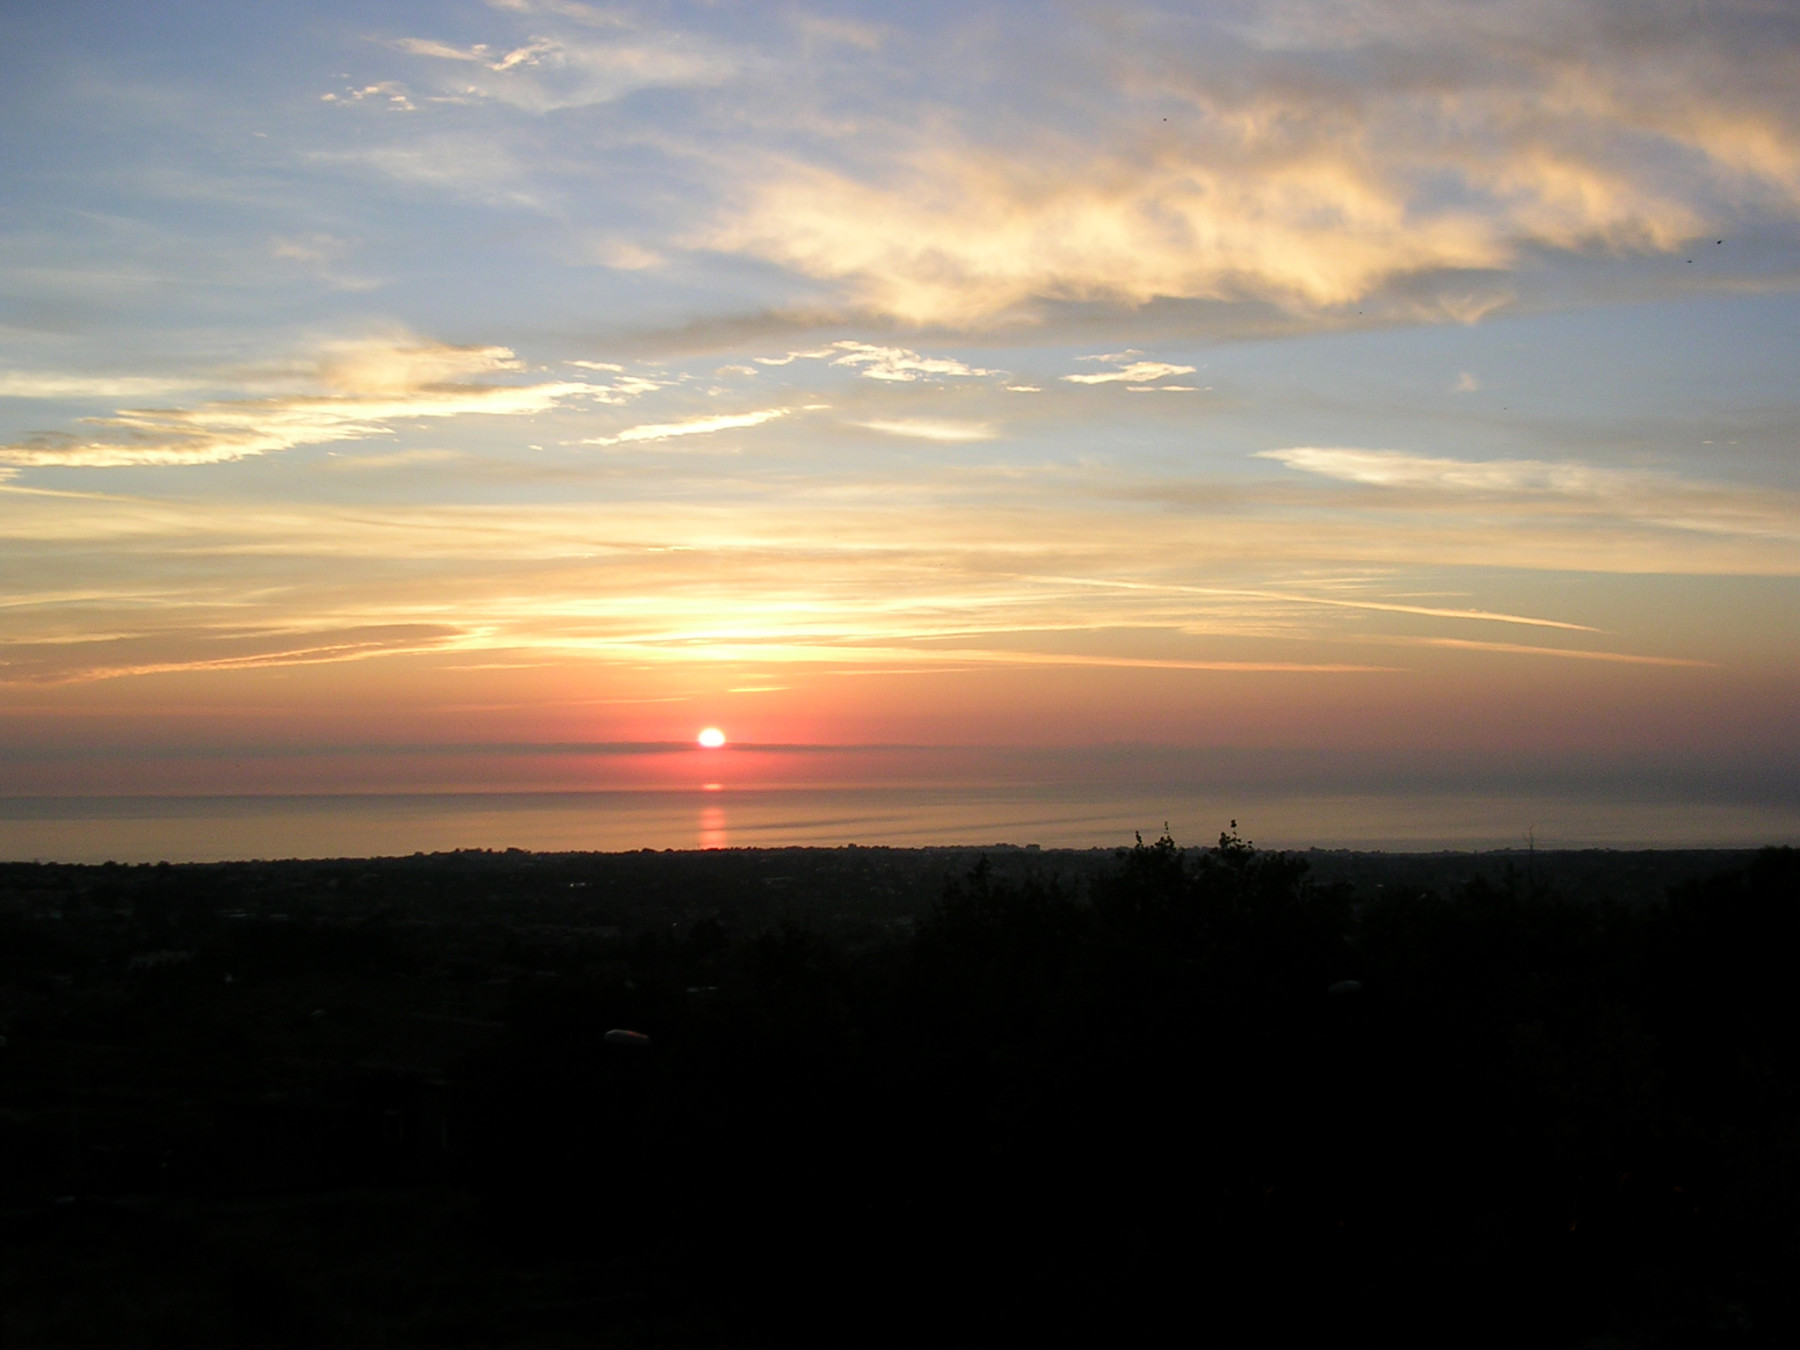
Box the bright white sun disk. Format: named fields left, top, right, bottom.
left=697, top=727, right=727, bottom=748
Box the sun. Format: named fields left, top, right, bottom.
left=697, top=727, right=727, bottom=749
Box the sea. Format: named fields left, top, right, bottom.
left=3, top=787, right=1797, bottom=863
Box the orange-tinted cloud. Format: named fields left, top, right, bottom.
left=0, top=335, right=610, bottom=469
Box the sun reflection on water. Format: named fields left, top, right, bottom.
left=699, top=803, right=728, bottom=850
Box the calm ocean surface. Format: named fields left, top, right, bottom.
left=3, top=788, right=1797, bottom=862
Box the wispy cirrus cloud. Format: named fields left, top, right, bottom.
left=582, top=406, right=799, bottom=447
left=307, top=134, right=545, bottom=209
left=1062, top=355, right=1197, bottom=385
left=0, top=373, right=203, bottom=400
left=0, top=454, right=1766, bottom=690
left=389, top=24, right=733, bottom=113
left=751, top=342, right=994, bottom=382
left=268, top=234, right=380, bottom=292
left=1259, top=446, right=1626, bottom=494
left=319, top=81, right=417, bottom=111
left=1040, top=575, right=1597, bottom=632
left=751, top=349, right=833, bottom=367
left=1258, top=447, right=1800, bottom=544
left=564, top=362, right=666, bottom=403
left=1383, top=636, right=1713, bottom=668
left=0, top=335, right=601, bottom=469
left=826, top=342, right=994, bottom=382
left=851, top=419, right=996, bottom=442
left=0, top=624, right=465, bottom=685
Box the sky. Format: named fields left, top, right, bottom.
left=2, top=1, right=1798, bottom=846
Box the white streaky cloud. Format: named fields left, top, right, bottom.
left=0, top=336, right=591, bottom=469
left=752, top=350, right=831, bottom=366
left=320, top=81, right=417, bottom=111
left=826, top=342, right=995, bottom=382
left=1396, top=637, right=1713, bottom=668
left=1062, top=361, right=1197, bottom=385
left=308, top=136, right=543, bottom=209
left=564, top=364, right=666, bottom=403
left=745, top=343, right=993, bottom=380
left=851, top=419, right=997, bottom=442
left=583, top=407, right=794, bottom=446
left=2, top=626, right=469, bottom=685
left=392, top=38, right=567, bottom=73
left=321, top=449, right=465, bottom=471
left=588, top=238, right=663, bottom=270
left=1038, top=575, right=1597, bottom=632
left=1259, top=447, right=1634, bottom=495
left=1257, top=447, right=1800, bottom=543
left=392, top=38, right=486, bottom=64
left=1005, top=385, right=1041, bottom=393
left=269, top=234, right=380, bottom=292
left=0, top=386, right=590, bottom=469
left=880, top=650, right=1397, bottom=674
left=394, top=29, right=733, bottom=112
left=268, top=234, right=341, bottom=266
left=489, top=40, right=561, bottom=72
left=314, top=335, right=521, bottom=394
left=0, top=373, right=203, bottom=400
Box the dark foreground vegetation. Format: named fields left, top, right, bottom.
left=1, top=836, right=1796, bottom=1346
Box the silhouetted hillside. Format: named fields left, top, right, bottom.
left=0, top=838, right=1794, bottom=1345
